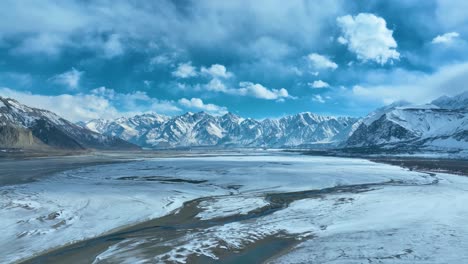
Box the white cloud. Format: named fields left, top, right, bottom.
left=237, top=82, right=290, bottom=100
left=150, top=55, right=171, bottom=65
left=205, top=78, right=228, bottom=92
left=90, top=86, right=181, bottom=114
left=149, top=53, right=177, bottom=66
left=202, top=79, right=293, bottom=101
left=0, top=87, right=120, bottom=121
left=309, top=80, right=330, bottom=89
left=337, top=36, right=347, bottom=45
left=337, top=13, right=400, bottom=65
left=201, top=64, right=233, bottom=78
left=0, top=87, right=182, bottom=121
left=178, top=98, right=227, bottom=115
left=307, top=53, right=338, bottom=70
left=172, top=62, right=197, bottom=78
left=143, top=80, right=152, bottom=87
left=348, top=62, right=468, bottom=104
left=432, top=32, right=460, bottom=44
left=49, top=68, right=83, bottom=90
left=13, top=33, right=66, bottom=56
left=151, top=101, right=183, bottom=114
left=312, top=95, right=325, bottom=103
left=291, top=67, right=303, bottom=76
left=103, top=34, right=124, bottom=58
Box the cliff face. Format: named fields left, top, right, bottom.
left=0, top=125, right=45, bottom=148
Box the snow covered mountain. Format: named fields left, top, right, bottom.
left=83, top=112, right=358, bottom=148
left=0, top=97, right=139, bottom=150
left=431, top=91, right=468, bottom=110
left=4, top=90, right=466, bottom=152
left=346, top=92, right=468, bottom=151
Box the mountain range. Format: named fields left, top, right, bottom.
left=1, top=91, right=467, bottom=152
left=82, top=112, right=358, bottom=149
left=0, top=97, right=139, bottom=150
left=83, top=91, right=468, bottom=152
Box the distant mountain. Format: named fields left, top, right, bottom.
left=431, top=91, right=468, bottom=110
left=83, top=112, right=358, bottom=148
left=346, top=92, right=468, bottom=151
left=0, top=97, right=139, bottom=150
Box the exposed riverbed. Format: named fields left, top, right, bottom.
left=2, top=151, right=468, bottom=263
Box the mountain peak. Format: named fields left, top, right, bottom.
left=432, top=90, right=468, bottom=110
left=222, top=112, right=241, bottom=120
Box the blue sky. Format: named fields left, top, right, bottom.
left=0, top=0, right=468, bottom=121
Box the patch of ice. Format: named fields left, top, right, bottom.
left=197, top=196, right=269, bottom=220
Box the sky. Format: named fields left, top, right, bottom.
left=0, top=0, right=468, bottom=121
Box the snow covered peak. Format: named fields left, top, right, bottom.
left=0, top=98, right=7, bottom=109
left=220, top=112, right=243, bottom=124
left=361, top=100, right=411, bottom=126
left=82, top=111, right=359, bottom=148
left=432, top=90, right=468, bottom=110
left=347, top=94, right=468, bottom=150
left=0, top=96, right=66, bottom=128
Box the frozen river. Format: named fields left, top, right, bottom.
left=2, top=151, right=468, bottom=263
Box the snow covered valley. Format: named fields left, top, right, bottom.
left=2, top=152, right=468, bottom=263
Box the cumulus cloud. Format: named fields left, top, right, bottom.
left=237, top=82, right=290, bottom=100
left=309, top=80, right=330, bottom=89
left=202, top=79, right=293, bottom=101
left=307, top=53, right=338, bottom=70
left=337, top=13, right=400, bottom=65
left=49, top=68, right=83, bottom=89
left=432, top=32, right=460, bottom=44
left=172, top=62, right=197, bottom=78
left=178, top=98, right=227, bottom=114
left=200, top=64, right=233, bottom=78
left=0, top=87, right=181, bottom=121
left=205, top=78, right=228, bottom=92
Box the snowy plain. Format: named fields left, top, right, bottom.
left=1, top=152, right=467, bottom=263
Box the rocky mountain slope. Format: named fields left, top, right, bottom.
left=0, top=97, right=139, bottom=150
left=346, top=91, right=468, bottom=151
left=83, top=112, right=358, bottom=148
